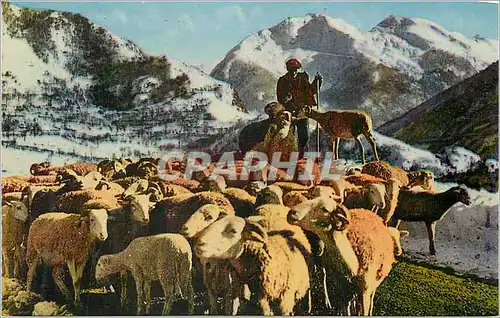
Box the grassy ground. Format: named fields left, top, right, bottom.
left=374, top=258, right=499, bottom=316
left=6, top=258, right=498, bottom=316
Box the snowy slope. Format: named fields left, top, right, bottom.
left=1, top=3, right=250, bottom=173
left=211, top=14, right=498, bottom=125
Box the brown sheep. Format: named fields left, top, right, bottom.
left=288, top=201, right=408, bottom=315
left=344, top=174, right=385, bottom=187
left=26, top=210, right=109, bottom=307
left=296, top=105, right=379, bottom=164
left=362, top=161, right=410, bottom=186
left=30, top=162, right=97, bottom=176
left=2, top=176, right=30, bottom=193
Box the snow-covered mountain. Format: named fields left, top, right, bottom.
left=1, top=3, right=251, bottom=168
left=211, top=14, right=498, bottom=125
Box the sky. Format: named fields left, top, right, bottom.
left=14, top=1, right=500, bottom=68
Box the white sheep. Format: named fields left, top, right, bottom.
left=364, top=178, right=402, bottom=225
left=26, top=209, right=109, bottom=307
left=2, top=201, right=29, bottom=279
left=95, top=233, right=194, bottom=315
left=194, top=215, right=311, bottom=315
left=181, top=204, right=237, bottom=315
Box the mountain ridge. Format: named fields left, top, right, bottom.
left=210, top=13, right=498, bottom=126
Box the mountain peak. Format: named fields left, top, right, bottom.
left=376, top=15, right=416, bottom=29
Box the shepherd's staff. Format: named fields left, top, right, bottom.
left=316, top=72, right=321, bottom=154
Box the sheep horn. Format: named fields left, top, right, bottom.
left=98, top=180, right=112, bottom=190
left=4, top=201, right=13, bottom=207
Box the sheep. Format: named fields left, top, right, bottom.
left=284, top=185, right=338, bottom=212
left=407, top=170, right=435, bottom=191
left=30, top=162, right=97, bottom=176
left=2, top=176, right=30, bottom=193
left=254, top=185, right=283, bottom=207
left=26, top=209, right=109, bottom=306
left=221, top=188, right=256, bottom=218
left=95, top=180, right=125, bottom=197
left=149, top=191, right=234, bottom=234
left=283, top=191, right=308, bottom=208
left=364, top=178, right=402, bottom=225
left=361, top=161, right=433, bottom=190
left=27, top=175, right=58, bottom=184
left=320, top=178, right=359, bottom=203
left=2, top=201, right=29, bottom=279
left=194, top=215, right=311, bottom=315
left=85, top=193, right=154, bottom=309
left=390, top=185, right=472, bottom=255
left=54, top=189, right=120, bottom=213
left=243, top=181, right=267, bottom=196
left=181, top=204, right=236, bottom=315
left=95, top=233, right=194, bottom=315
left=287, top=200, right=409, bottom=315
left=125, top=160, right=159, bottom=179
left=344, top=174, right=385, bottom=187
left=296, top=105, right=379, bottom=164
left=251, top=110, right=298, bottom=162
left=238, top=101, right=283, bottom=153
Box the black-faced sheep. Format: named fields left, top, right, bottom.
left=2, top=201, right=29, bottom=279
left=288, top=201, right=408, bottom=315
left=390, top=185, right=472, bottom=255
left=296, top=105, right=379, bottom=163
left=194, top=215, right=311, bottom=315
left=26, top=209, right=109, bottom=306
left=95, top=233, right=194, bottom=315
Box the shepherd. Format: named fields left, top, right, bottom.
left=277, top=58, right=322, bottom=159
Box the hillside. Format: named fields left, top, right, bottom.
left=378, top=61, right=498, bottom=159
left=211, top=14, right=498, bottom=126
left=1, top=3, right=250, bottom=163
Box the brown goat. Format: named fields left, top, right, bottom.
left=297, top=105, right=379, bottom=164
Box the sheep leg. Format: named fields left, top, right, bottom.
left=26, top=257, right=40, bottom=292
left=144, top=280, right=151, bottom=314
left=3, top=251, right=12, bottom=278
left=183, top=273, right=195, bottom=314
left=159, top=273, right=174, bottom=315
left=331, top=138, right=340, bottom=160
left=364, top=132, right=379, bottom=161
left=133, top=271, right=145, bottom=315
left=119, top=271, right=129, bottom=311
left=426, top=221, right=437, bottom=255
left=356, top=136, right=366, bottom=164
left=67, top=259, right=83, bottom=307
left=53, top=265, right=72, bottom=302
left=257, top=296, right=273, bottom=315
left=369, top=289, right=376, bottom=316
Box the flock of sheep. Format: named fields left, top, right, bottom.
left=2, top=155, right=473, bottom=315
